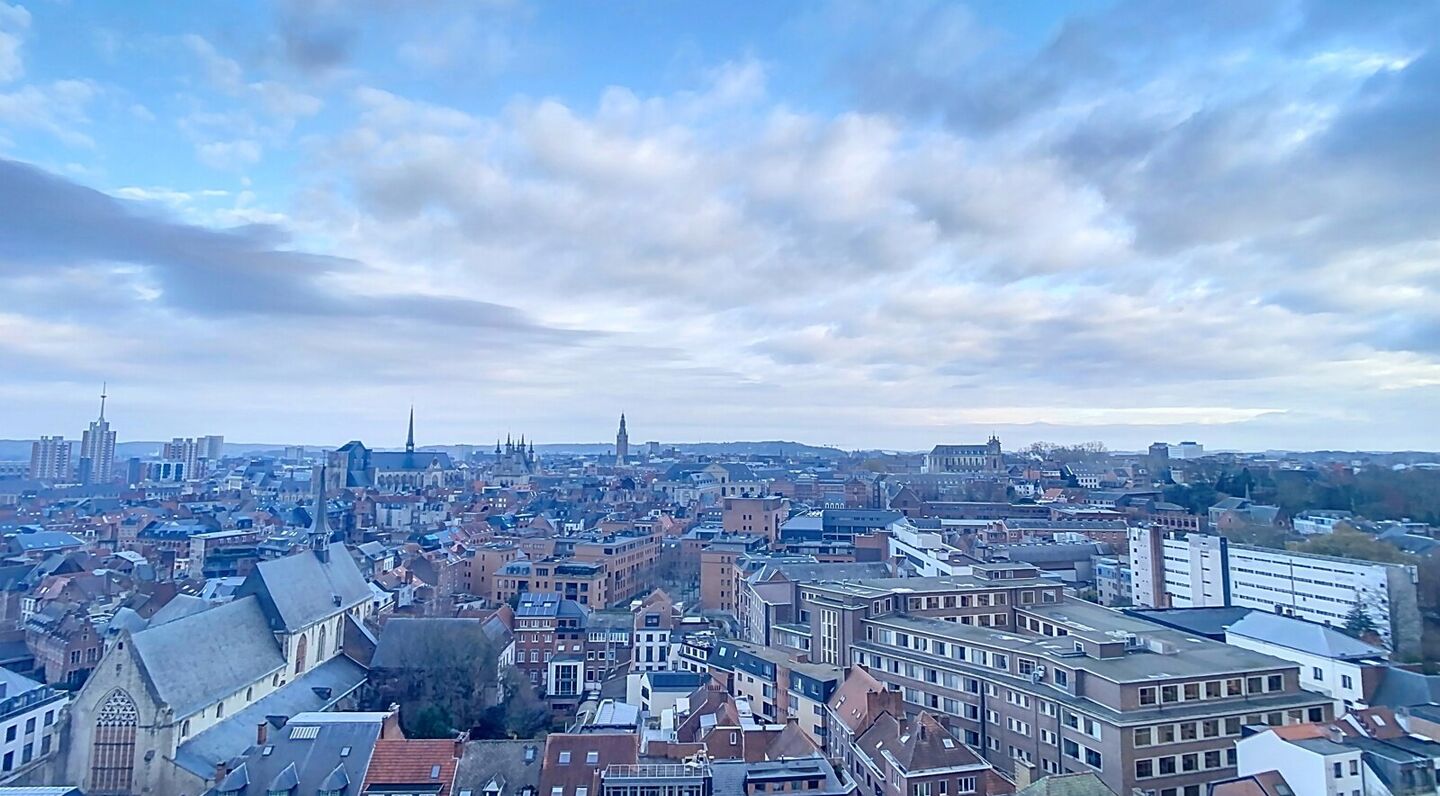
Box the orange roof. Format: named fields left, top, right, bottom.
left=363, top=739, right=459, bottom=796
left=1271, top=723, right=1327, bottom=741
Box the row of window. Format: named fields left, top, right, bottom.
left=1134, top=748, right=1235, bottom=780
left=1137, top=674, right=1285, bottom=706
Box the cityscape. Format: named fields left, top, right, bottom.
left=3, top=2, right=1440, bottom=796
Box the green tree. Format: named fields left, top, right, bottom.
left=408, top=704, right=455, bottom=739
left=1343, top=601, right=1378, bottom=639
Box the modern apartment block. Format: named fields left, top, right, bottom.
left=790, top=565, right=1332, bottom=796
left=1128, top=528, right=1423, bottom=658
left=28, top=437, right=71, bottom=482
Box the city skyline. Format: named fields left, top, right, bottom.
left=2, top=2, right=1439, bottom=450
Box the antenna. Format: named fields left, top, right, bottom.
left=99, top=382, right=108, bottom=421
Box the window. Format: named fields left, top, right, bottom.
left=1205, top=681, right=1222, bottom=699
left=558, top=752, right=571, bottom=765
left=1139, top=687, right=1157, bottom=706
left=1342, top=674, right=1354, bottom=689
left=1160, top=685, right=1179, bottom=703
left=1267, top=674, right=1283, bottom=692
left=1134, top=728, right=1152, bottom=747
left=1204, top=750, right=1221, bottom=769
left=1158, top=756, right=1176, bottom=775
left=1246, top=676, right=1263, bottom=694
left=586, top=752, right=599, bottom=764
left=1333, top=762, right=1342, bottom=778
left=1183, top=683, right=1199, bottom=701
left=89, top=689, right=138, bottom=795
left=1313, top=667, right=1324, bottom=681
left=1136, top=760, right=1154, bottom=779
left=1349, top=760, right=1358, bottom=775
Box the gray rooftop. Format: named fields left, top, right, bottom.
left=129, top=595, right=287, bottom=719
left=1227, top=612, right=1388, bottom=660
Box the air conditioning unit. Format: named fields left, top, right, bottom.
left=1029, top=669, right=1046, bottom=684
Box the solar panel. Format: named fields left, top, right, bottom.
left=289, top=725, right=321, bottom=740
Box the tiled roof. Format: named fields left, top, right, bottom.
left=364, top=739, right=460, bottom=796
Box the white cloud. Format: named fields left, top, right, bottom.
left=0, top=2, right=31, bottom=83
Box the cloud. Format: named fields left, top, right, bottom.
left=0, top=158, right=585, bottom=345
left=2, top=2, right=1439, bottom=449
left=0, top=79, right=98, bottom=147
left=0, top=1, right=30, bottom=83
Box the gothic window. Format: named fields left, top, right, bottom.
left=318, top=625, right=327, bottom=660
left=294, top=634, right=308, bottom=675
left=89, top=689, right=138, bottom=795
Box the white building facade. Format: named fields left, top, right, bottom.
left=1129, top=529, right=1422, bottom=658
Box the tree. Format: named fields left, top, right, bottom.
left=1343, top=601, right=1378, bottom=640
left=409, top=704, right=455, bottom=739
left=1289, top=529, right=1416, bottom=565
left=366, top=621, right=502, bottom=738
left=500, top=666, right=550, bottom=738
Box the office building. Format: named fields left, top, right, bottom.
left=788, top=565, right=1332, bottom=795
left=1129, top=529, right=1422, bottom=657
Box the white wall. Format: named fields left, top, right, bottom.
left=1225, top=633, right=1372, bottom=710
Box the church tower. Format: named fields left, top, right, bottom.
left=985, top=435, right=1003, bottom=473
left=311, top=465, right=330, bottom=560
left=616, top=414, right=629, bottom=466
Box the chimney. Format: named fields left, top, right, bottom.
left=1325, top=724, right=1345, bottom=745
left=454, top=730, right=469, bottom=759
left=256, top=721, right=268, bottom=745
left=1013, top=760, right=1034, bottom=790
left=215, top=761, right=229, bottom=782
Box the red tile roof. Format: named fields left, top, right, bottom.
left=364, top=738, right=459, bottom=796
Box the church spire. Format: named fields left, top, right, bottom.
left=405, top=405, right=415, bottom=455
left=312, top=465, right=329, bottom=558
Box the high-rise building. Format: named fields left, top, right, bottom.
left=615, top=413, right=629, bottom=465
left=200, top=434, right=224, bottom=462
left=78, top=386, right=116, bottom=484
left=162, top=434, right=224, bottom=479
left=29, top=436, right=72, bottom=481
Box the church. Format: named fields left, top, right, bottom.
left=327, top=408, right=464, bottom=492
left=491, top=435, right=539, bottom=488
left=63, top=514, right=373, bottom=796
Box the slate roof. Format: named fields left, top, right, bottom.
left=238, top=544, right=370, bottom=632
left=372, top=451, right=455, bottom=472
left=854, top=712, right=987, bottom=775
left=148, top=594, right=213, bottom=626
left=1014, top=772, right=1119, bottom=796
left=7, top=531, right=83, bottom=553
left=1368, top=666, right=1440, bottom=709
left=454, top=740, right=542, bottom=796
left=371, top=618, right=490, bottom=669
left=176, top=656, right=371, bottom=779
left=129, top=594, right=286, bottom=719
left=202, top=710, right=384, bottom=796
left=1228, top=612, right=1387, bottom=660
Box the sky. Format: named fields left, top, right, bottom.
left=1, top=0, right=1438, bottom=452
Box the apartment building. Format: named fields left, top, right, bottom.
left=1128, top=529, right=1422, bottom=657
left=791, top=566, right=1332, bottom=796
left=572, top=533, right=659, bottom=605
left=698, top=535, right=767, bottom=613
left=722, top=496, right=789, bottom=542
